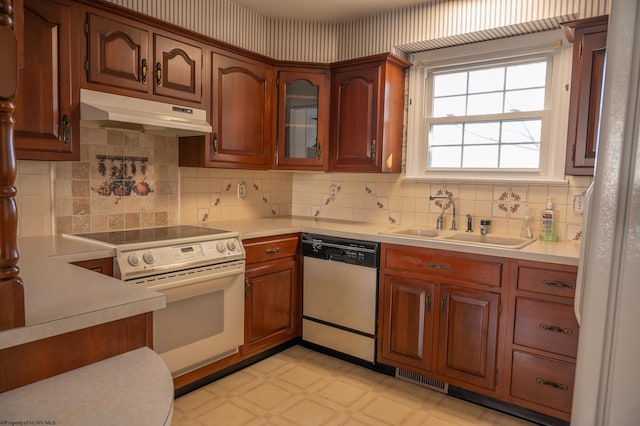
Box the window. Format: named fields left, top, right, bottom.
left=406, top=31, right=572, bottom=182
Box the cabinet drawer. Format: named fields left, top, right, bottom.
left=518, top=265, right=577, bottom=298
left=384, top=246, right=502, bottom=287
left=511, top=350, right=575, bottom=414
left=244, top=235, right=299, bottom=264
left=514, top=297, right=579, bottom=357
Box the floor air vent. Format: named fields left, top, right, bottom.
left=395, top=368, right=449, bottom=394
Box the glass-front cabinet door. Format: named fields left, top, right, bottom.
left=275, top=68, right=329, bottom=170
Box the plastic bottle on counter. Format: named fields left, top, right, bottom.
left=520, top=205, right=534, bottom=239
left=539, top=197, right=557, bottom=242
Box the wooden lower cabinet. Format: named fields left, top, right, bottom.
left=437, top=285, right=499, bottom=390
left=71, top=257, right=114, bottom=277
left=378, top=274, right=435, bottom=372
left=505, top=260, right=579, bottom=421
left=242, top=234, right=300, bottom=357
left=0, top=313, right=152, bottom=392
left=377, top=244, right=503, bottom=394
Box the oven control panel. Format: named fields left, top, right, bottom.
left=116, top=237, right=245, bottom=279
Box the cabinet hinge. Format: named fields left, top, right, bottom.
left=578, top=40, right=583, bottom=59
left=84, top=58, right=89, bottom=72
left=276, top=76, right=280, bottom=86
left=84, top=20, right=89, bottom=36
left=495, top=369, right=499, bottom=385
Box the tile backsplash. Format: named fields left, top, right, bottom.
left=180, top=168, right=294, bottom=224
left=291, top=173, right=591, bottom=241
left=14, top=130, right=588, bottom=241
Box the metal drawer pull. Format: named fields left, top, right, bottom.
left=265, top=247, right=281, bottom=254
left=536, top=378, right=568, bottom=391
left=141, top=58, right=148, bottom=84
left=62, top=114, right=71, bottom=144
left=543, top=280, right=576, bottom=289
left=427, top=262, right=451, bottom=271
left=155, top=62, right=162, bottom=86
left=539, top=323, right=573, bottom=335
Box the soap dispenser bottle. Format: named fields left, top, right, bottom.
left=539, top=197, right=557, bottom=242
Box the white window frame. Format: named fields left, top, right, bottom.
left=405, top=30, right=572, bottom=183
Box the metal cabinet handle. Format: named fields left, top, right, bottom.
left=371, top=139, right=377, bottom=158
left=543, top=279, right=576, bottom=289
left=426, top=291, right=432, bottom=313
left=427, top=262, right=451, bottom=271
left=536, top=378, right=568, bottom=391
left=155, top=62, right=162, bottom=86
left=141, top=58, right=148, bottom=84
left=62, top=114, right=71, bottom=144
left=212, top=133, right=218, bottom=155
left=539, top=323, right=573, bottom=335
left=265, top=247, right=281, bottom=254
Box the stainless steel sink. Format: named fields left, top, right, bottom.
left=381, top=228, right=440, bottom=238
left=380, top=228, right=535, bottom=249
left=441, top=233, right=535, bottom=249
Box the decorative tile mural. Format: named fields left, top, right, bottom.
left=92, top=155, right=152, bottom=197
left=54, top=127, right=180, bottom=234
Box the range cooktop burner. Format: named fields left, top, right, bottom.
left=74, top=225, right=230, bottom=246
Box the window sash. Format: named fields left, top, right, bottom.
left=422, top=55, right=551, bottom=172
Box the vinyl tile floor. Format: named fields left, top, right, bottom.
left=172, top=346, right=534, bottom=426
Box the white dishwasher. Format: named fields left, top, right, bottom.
left=301, top=233, right=380, bottom=364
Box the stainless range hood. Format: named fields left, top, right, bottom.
left=80, top=88, right=212, bottom=136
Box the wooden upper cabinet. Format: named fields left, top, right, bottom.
left=153, top=33, right=203, bottom=103
left=274, top=67, right=330, bottom=171
left=563, top=16, right=608, bottom=176
left=15, top=0, right=79, bottom=160
left=85, top=12, right=205, bottom=105
left=86, top=12, right=149, bottom=93
left=330, top=54, right=410, bottom=173
left=207, top=50, right=274, bottom=169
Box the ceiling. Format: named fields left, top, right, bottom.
left=229, top=0, right=430, bottom=22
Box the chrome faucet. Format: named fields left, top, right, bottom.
left=429, top=195, right=457, bottom=231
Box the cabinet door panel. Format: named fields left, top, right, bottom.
left=210, top=52, right=272, bottom=168
left=573, top=31, right=606, bottom=167
left=244, top=257, right=299, bottom=355
left=564, top=16, right=608, bottom=176
left=87, top=13, right=149, bottom=92
left=331, top=66, right=379, bottom=170
left=438, top=285, right=499, bottom=390
left=275, top=69, right=330, bottom=170
left=15, top=0, right=78, bottom=160
left=153, top=34, right=202, bottom=103
left=378, top=274, right=435, bottom=372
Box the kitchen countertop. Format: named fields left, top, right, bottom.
left=0, top=347, right=174, bottom=425
left=1, top=216, right=578, bottom=350
left=203, top=216, right=581, bottom=266
left=0, top=235, right=165, bottom=350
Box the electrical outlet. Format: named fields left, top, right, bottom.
left=573, top=194, right=584, bottom=214
left=237, top=182, right=246, bottom=199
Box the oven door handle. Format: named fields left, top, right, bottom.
left=140, top=263, right=244, bottom=294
